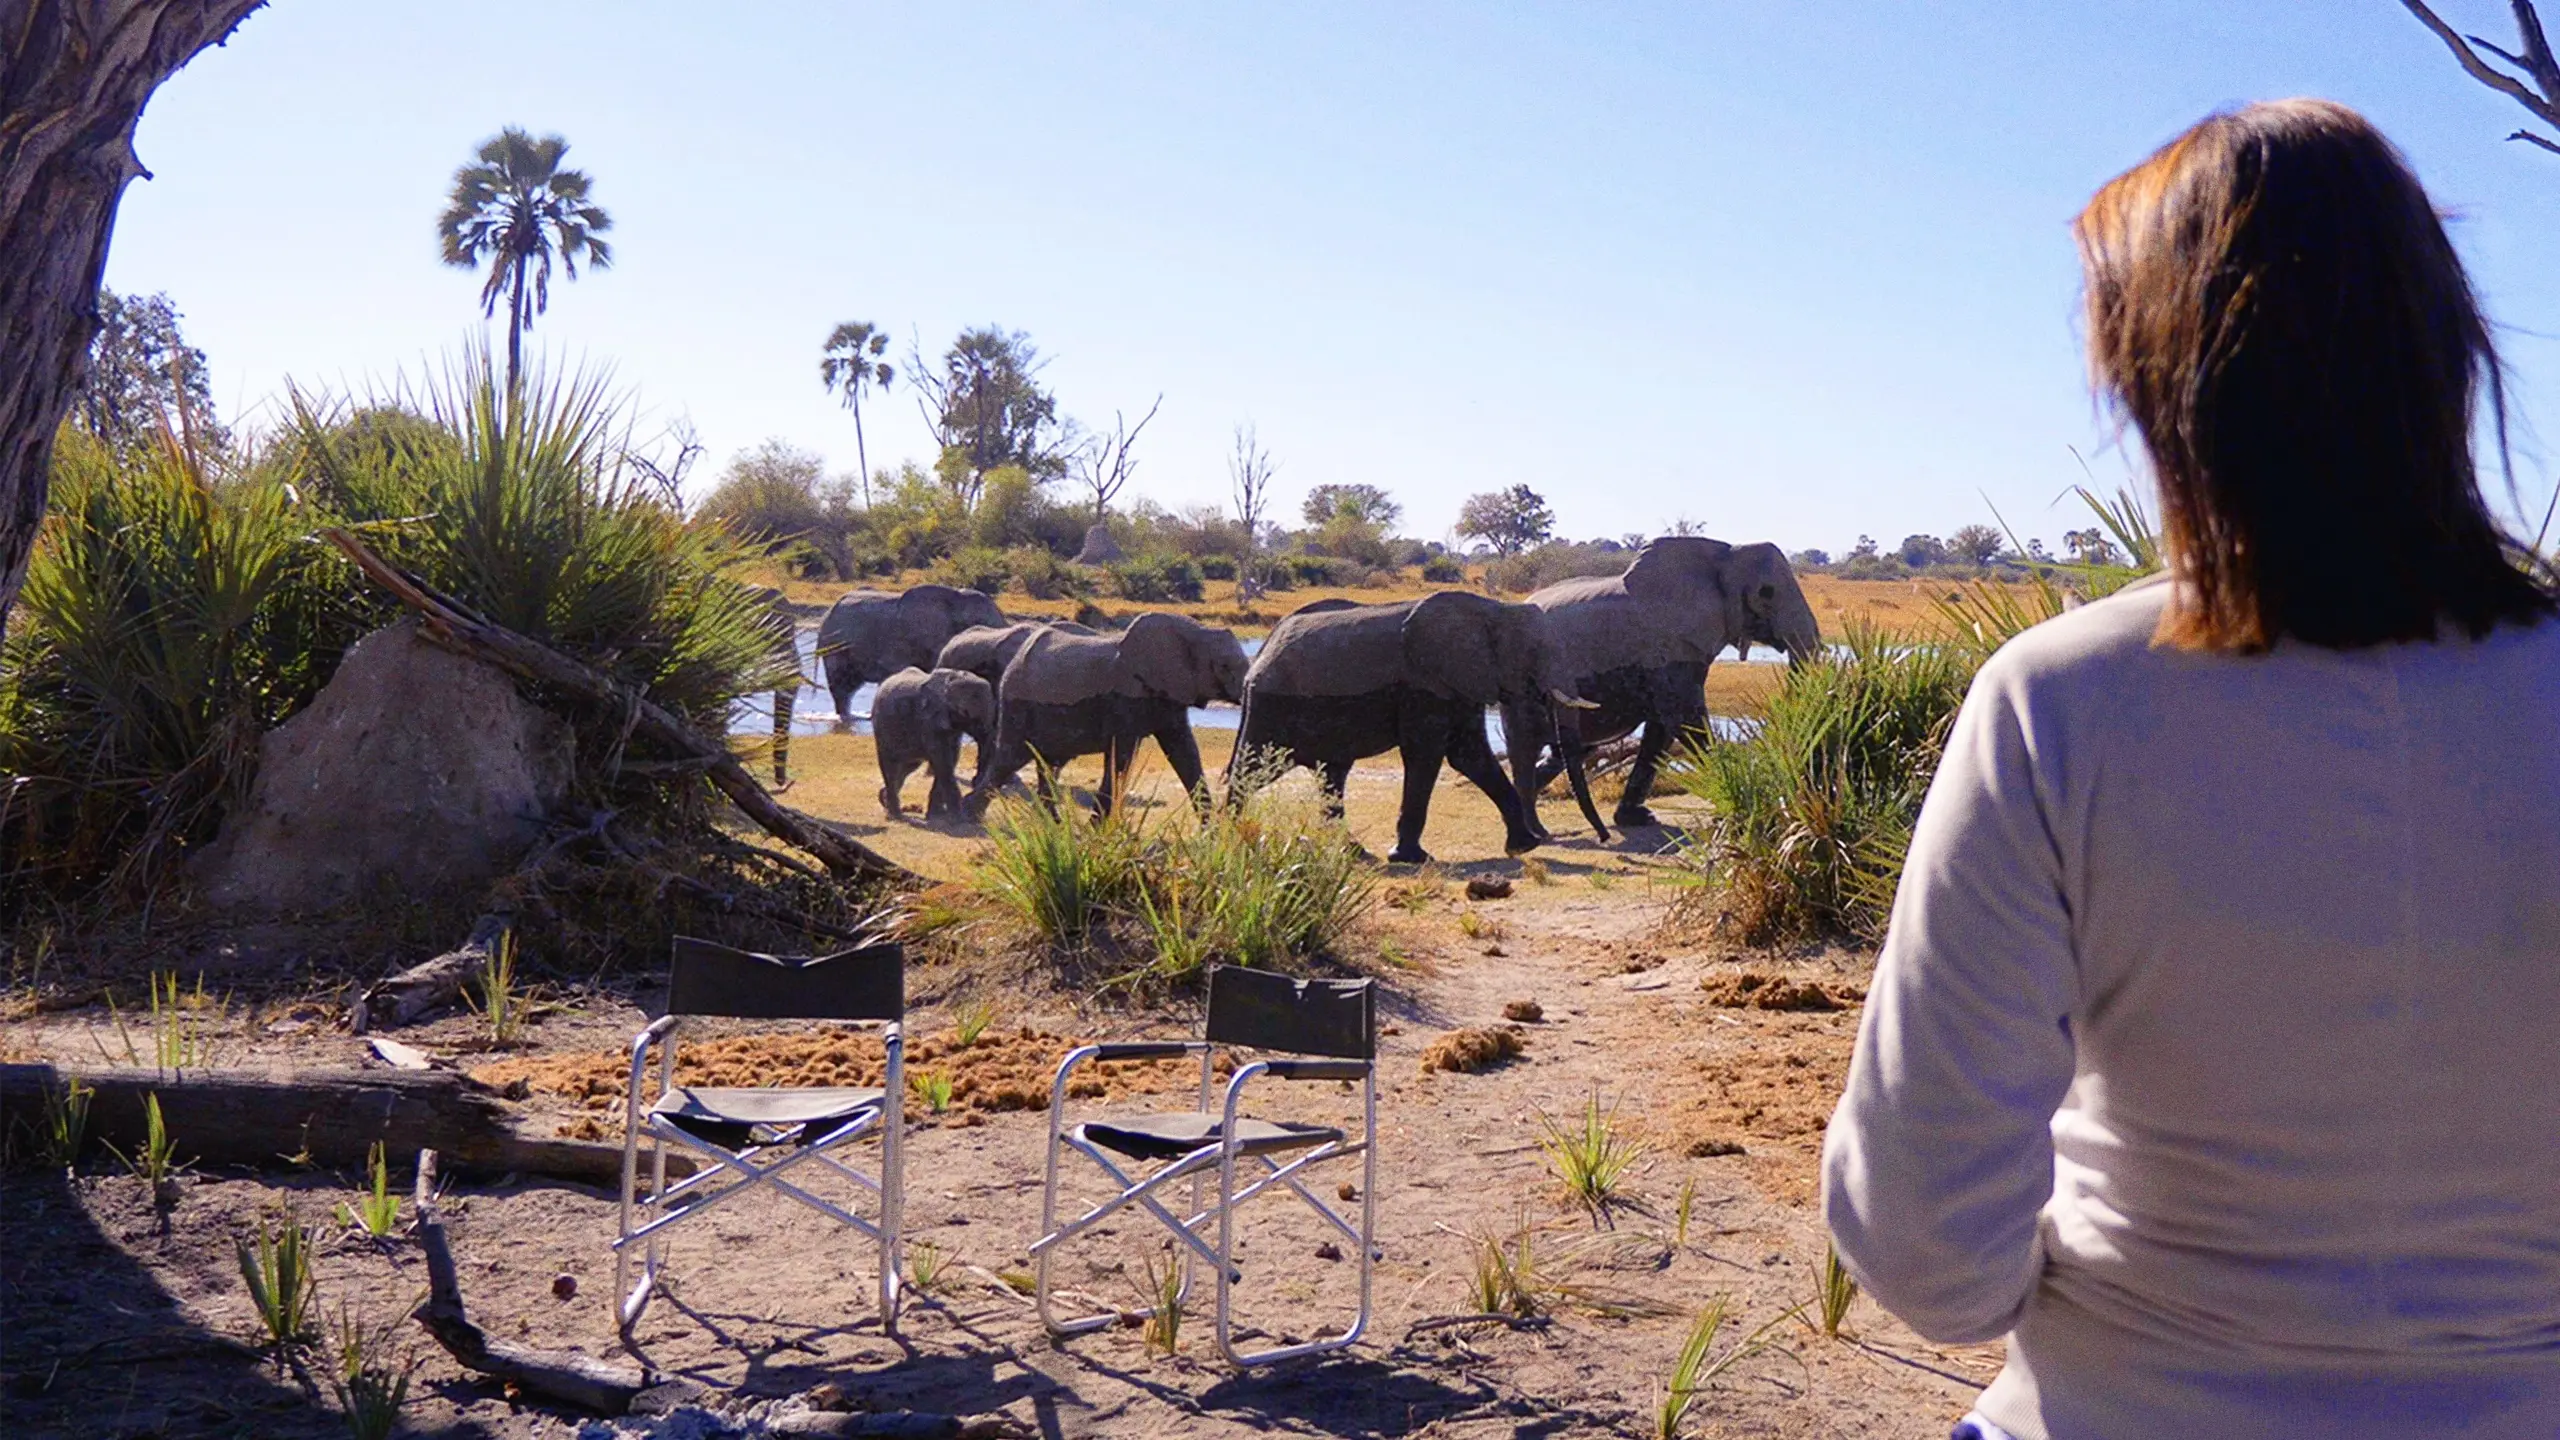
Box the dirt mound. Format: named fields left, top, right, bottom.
left=1699, top=971, right=1864, bottom=1012
left=1072, top=523, right=1123, bottom=565
left=1419, top=1025, right=1526, bottom=1074
left=193, top=620, right=572, bottom=914
left=472, top=1025, right=1207, bottom=1132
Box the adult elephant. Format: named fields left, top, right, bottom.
left=816, top=584, right=1007, bottom=721
left=1501, top=537, right=1821, bottom=841
left=935, top=619, right=1098, bottom=691
left=744, top=584, right=802, bottom=787
left=970, top=612, right=1249, bottom=817
left=1228, top=590, right=1591, bottom=864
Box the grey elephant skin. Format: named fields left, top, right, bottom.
left=817, top=584, right=1007, bottom=720
left=744, top=584, right=801, bottom=786
left=971, top=613, right=1248, bottom=817
left=870, top=667, right=995, bottom=820
left=936, top=620, right=1098, bottom=690
left=1501, top=537, right=1820, bottom=840
left=1228, top=591, right=1585, bottom=864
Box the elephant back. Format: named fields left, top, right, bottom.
left=1246, top=600, right=1418, bottom=697
left=939, top=622, right=1045, bottom=687
left=998, top=628, right=1128, bottom=706
left=1531, top=535, right=1741, bottom=672
left=1399, top=590, right=1542, bottom=706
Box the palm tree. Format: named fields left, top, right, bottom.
left=819, top=321, right=895, bottom=505
left=437, top=128, right=613, bottom=397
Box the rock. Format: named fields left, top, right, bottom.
left=193, top=620, right=573, bottom=915
left=1072, top=523, right=1124, bottom=566
left=552, top=1272, right=579, bottom=1301
left=1464, top=876, right=1512, bottom=901
left=1313, top=1241, right=1343, bottom=1262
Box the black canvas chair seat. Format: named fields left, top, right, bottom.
left=653, top=1085, right=884, bottom=1147
left=1077, top=1113, right=1342, bottom=1162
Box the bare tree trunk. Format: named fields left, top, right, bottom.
left=852, top=390, right=871, bottom=508
left=505, top=251, right=526, bottom=396
left=0, top=0, right=267, bottom=640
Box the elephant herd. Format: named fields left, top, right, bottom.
left=788, top=536, right=1822, bottom=865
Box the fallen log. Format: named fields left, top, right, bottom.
left=321, top=528, right=919, bottom=889
left=353, top=911, right=510, bottom=1034
left=0, top=1064, right=677, bottom=1182
left=412, top=1149, right=655, bottom=1414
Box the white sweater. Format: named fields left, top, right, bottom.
left=1822, top=578, right=2560, bottom=1439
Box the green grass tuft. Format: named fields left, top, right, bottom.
left=1537, top=1089, right=1649, bottom=1225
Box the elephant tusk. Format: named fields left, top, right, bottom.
left=1551, top=687, right=1599, bottom=710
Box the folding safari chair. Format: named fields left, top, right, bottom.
left=1031, top=964, right=1377, bottom=1367
left=615, top=937, right=906, bottom=1343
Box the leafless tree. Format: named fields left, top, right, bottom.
left=1229, top=424, right=1278, bottom=564
left=2398, top=1, right=2560, bottom=156
left=0, top=0, right=269, bottom=640
left=1070, top=394, right=1163, bottom=525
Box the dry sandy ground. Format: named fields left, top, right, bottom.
left=1, top=752, right=2000, bottom=1439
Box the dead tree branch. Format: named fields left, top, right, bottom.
left=411, top=1149, right=655, bottom=1414
left=2398, top=1, right=2560, bottom=150
left=1071, top=393, right=1163, bottom=524
left=320, top=527, right=920, bottom=889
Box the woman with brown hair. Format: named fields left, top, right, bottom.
left=1822, top=100, right=2559, bottom=1438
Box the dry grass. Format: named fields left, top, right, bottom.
left=1420, top=1025, right=1526, bottom=1075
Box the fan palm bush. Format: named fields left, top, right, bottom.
left=2, top=352, right=790, bottom=904
left=1669, top=624, right=1978, bottom=946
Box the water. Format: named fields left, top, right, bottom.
left=728, top=626, right=1774, bottom=750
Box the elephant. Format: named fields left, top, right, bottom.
left=969, top=612, right=1249, bottom=818
left=870, top=667, right=995, bottom=821
left=1500, top=537, right=1821, bottom=841
left=744, top=584, right=801, bottom=787
left=1226, top=590, right=1592, bottom=865
left=935, top=620, right=1099, bottom=691
left=816, top=584, right=1008, bottom=721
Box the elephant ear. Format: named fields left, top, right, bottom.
left=1621, top=536, right=1732, bottom=604
left=1401, top=591, right=1505, bottom=706
left=1115, top=612, right=1207, bottom=702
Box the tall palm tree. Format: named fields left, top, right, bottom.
left=437, top=128, right=613, bottom=397
left=819, top=321, right=895, bottom=505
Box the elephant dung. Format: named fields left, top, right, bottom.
left=1464, top=875, right=1514, bottom=901
left=193, top=619, right=573, bottom=915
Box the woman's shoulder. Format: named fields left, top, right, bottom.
left=1977, top=577, right=2177, bottom=691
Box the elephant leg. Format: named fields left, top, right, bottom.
left=1389, top=712, right=1448, bottom=865
left=1615, top=720, right=1676, bottom=829
left=1502, top=700, right=1552, bottom=844
left=1319, top=758, right=1352, bottom=822
left=1445, top=709, right=1543, bottom=856
left=772, top=685, right=794, bottom=789
left=1095, top=733, right=1142, bottom=818
left=925, top=736, right=964, bottom=820
left=1156, top=720, right=1211, bottom=816
left=879, top=755, right=916, bottom=817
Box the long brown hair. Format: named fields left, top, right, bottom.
left=2075, top=99, right=2553, bottom=651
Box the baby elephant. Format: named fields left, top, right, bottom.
left=871, top=667, right=994, bottom=820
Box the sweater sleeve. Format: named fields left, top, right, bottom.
left=1820, top=658, right=2082, bottom=1344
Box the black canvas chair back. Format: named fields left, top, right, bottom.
left=1204, top=966, right=1374, bottom=1059
left=667, top=937, right=903, bottom=1022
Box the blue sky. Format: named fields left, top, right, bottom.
left=108, top=1, right=2557, bottom=555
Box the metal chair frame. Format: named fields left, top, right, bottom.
left=614, top=940, right=906, bottom=1343
left=1031, top=967, right=1377, bottom=1367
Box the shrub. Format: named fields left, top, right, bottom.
left=0, top=353, right=791, bottom=906
left=1196, top=554, right=1238, bottom=581
left=1483, top=541, right=1628, bottom=594
left=1420, top=554, right=1467, bottom=584
left=968, top=765, right=1373, bottom=983
left=928, top=545, right=1014, bottom=596
left=1005, top=545, right=1094, bottom=600
left=1105, top=553, right=1204, bottom=603
left=1669, top=623, right=1976, bottom=945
